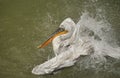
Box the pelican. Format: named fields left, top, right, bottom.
left=32, top=18, right=93, bottom=75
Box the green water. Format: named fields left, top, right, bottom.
left=0, top=0, right=120, bottom=78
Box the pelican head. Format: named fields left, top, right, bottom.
left=37, top=18, right=76, bottom=49
left=60, top=18, right=76, bottom=32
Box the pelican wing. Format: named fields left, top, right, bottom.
left=32, top=40, right=93, bottom=75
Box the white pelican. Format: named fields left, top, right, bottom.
left=32, top=18, right=93, bottom=75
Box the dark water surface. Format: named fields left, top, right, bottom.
left=0, top=0, right=120, bottom=78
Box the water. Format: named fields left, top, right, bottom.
left=0, top=0, right=120, bottom=78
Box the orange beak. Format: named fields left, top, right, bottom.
left=37, top=28, right=68, bottom=48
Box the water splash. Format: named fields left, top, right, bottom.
left=75, top=12, right=120, bottom=73
left=78, top=12, right=120, bottom=58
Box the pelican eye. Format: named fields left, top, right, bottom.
left=59, top=28, right=65, bottom=32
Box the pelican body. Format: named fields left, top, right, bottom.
left=32, top=18, right=93, bottom=75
